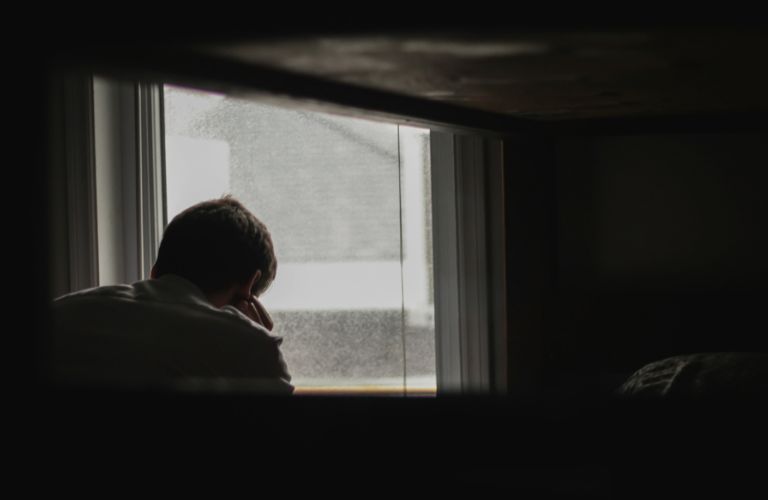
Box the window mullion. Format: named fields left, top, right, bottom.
left=430, top=131, right=463, bottom=393
left=135, top=83, right=167, bottom=279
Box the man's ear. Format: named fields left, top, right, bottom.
left=150, top=264, right=158, bottom=279
left=236, top=270, right=262, bottom=299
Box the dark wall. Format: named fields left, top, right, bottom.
left=503, top=136, right=559, bottom=395
left=506, top=132, right=768, bottom=396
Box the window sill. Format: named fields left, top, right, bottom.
left=293, top=386, right=437, bottom=397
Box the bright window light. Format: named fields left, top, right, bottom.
left=163, top=85, right=436, bottom=395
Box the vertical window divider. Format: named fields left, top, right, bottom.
left=431, top=131, right=463, bottom=393
left=396, top=125, right=408, bottom=396
left=135, top=83, right=167, bottom=279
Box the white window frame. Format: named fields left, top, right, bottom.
left=90, top=77, right=165, bottom=285
left=55, top=75, right=508, bottom=395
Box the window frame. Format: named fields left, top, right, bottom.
left=88, top=78, right=165, bottom=286
left=49, top=72, right=99, bottom=296
left=56, top=76, right=507, bottom=396
left=431, top=132, right=507, bottom=394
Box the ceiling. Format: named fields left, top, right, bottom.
left=202, top=27, right=768, bottom=122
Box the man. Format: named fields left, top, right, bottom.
left=51, top=196, right=293, bottom=393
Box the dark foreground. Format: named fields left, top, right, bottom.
left=16, top=389, right=768, bottom=498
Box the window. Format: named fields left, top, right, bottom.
left=163, top=85, right=436, bottom=395
left=52, top=74, right=506, bottom=396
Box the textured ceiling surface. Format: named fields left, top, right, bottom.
left=206, top=28, right=768, bottom=121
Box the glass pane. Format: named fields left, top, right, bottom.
left=400, top=126, right=436, bottom=395
left=163, top=85, right=435, bottom=394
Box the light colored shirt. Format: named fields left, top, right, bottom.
left=51, top=274, right=293, bottom=393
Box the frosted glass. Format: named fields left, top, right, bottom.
left=164, top=85, right=435, bottom=394
left=165, top=135, right=230, bottom=220
left=399, top=126, right=437, bottom=395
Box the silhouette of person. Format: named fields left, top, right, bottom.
left=51, top=196, right=292, bottom=393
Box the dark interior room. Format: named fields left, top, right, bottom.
left=17, top=19, right=768, bottom=497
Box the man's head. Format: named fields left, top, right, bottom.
left=152, top=196, right=277, bottom=302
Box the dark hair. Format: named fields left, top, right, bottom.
left=153, top=196, right=277, bottom=296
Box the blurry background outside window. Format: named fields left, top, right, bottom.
left=164, top=86, right=436, bottom=394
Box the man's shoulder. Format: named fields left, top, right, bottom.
left=55, top=283, right=138, bottom=303
left=54, top=280, right=280, bottom=343
left=54, top=276, right=207, bottom=311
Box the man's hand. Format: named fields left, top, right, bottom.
left=234, top=295, right=274, bottom=332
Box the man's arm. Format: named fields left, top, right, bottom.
left=233, top=296, right=274, bottom=332
left=231, top=295, right=293, bottom=394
